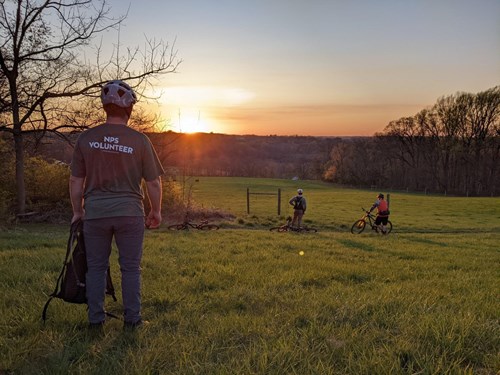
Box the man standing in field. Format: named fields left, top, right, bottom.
left=289, top=188, right=307, bottom=229
left=69, top=80, right=164, bottom=329
left=369, top=193, right=390, bottom=234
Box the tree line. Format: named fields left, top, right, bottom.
left=32, top=131, right=340, bottom=182
left=148, top=132, right=338, bottom=181
left=323, top=86, right=500, bottom=196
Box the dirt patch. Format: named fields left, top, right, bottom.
left=164, top=206, right=235, bottom=225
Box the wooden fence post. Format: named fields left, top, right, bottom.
left=247, top=188, right=281, bottom=215
left=278, top=188, right=281, bottom=216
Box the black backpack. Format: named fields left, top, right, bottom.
left=42, top=219, right=117, bottom=322
left=294, top=196, right=304, bottom=210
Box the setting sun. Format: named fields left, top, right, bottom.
left=174, top=109, right=215, bottom=133
left=146, top=85, right=255, bottom=134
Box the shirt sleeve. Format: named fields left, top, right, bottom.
left=70, top=136, right=86, bottom=178
left=142, top=135, right=165, bottom=181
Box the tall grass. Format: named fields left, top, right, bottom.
left=0, top=178, right=499, bottom=374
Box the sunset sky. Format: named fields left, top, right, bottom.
left=107, top=0, right=499, bottom=136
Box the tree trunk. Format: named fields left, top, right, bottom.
left=14, top=131, right=26, bottom=214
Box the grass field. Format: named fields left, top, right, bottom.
left=1, top=177, right=499, bottom=374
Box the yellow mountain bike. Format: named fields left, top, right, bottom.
left=351, top=208, right=392, bottom=235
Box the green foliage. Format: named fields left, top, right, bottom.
left=161, top=179, right=183, bottom=210
left=0, top=178, right=499, bottom=373
left=143, top=179, right=190, bottom=219
left=24, top=157, right=70, bottom=206
left=0, top=136, right=72, bottom=221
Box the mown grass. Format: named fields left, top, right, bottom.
left=190, top=177, right=500, bottom=233
left=0, top=178, right=499, bottom=374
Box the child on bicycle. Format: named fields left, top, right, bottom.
left=369, top=193, right=390, bottom=234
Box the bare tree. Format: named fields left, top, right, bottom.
left=0, top=0, right=181, bottom=214
left=372, top=87, right=500, bottom=195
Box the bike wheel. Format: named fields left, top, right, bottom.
left=270, top=226, right=287, bottom=232
left=199, top=224, right=219, bottom=230
left=168, top=224, right=186, bottom=230
left=385, top=221, right=393, bottom=234
left=351, top=220, right=366, bottom=234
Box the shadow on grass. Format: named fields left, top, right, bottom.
left=336, top=238, right=377, bottom=252
left=144, top=297, right=182, bottom=314
left=404, top=236, right=449, bottom=248
left=397, top=228, right=500, bottom=234
left=17, top=320, right=139, bottom=374
left=143, top=297, right=184, bottom=322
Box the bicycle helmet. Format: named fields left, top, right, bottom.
left=101, top=80, right=137, bottom=108
left=297, top=188, right=303, bottom=195
left=378, top=193, right=384, bottom=199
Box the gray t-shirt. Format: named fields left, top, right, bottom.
left=71, top=123, right=164, bottom=219
left=289, top=195, right=307, bottom=211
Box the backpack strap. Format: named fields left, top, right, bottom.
left=41, top=296, right=54, bottom=322
left=42, top=220, right=120, bottom=323
left=294, top=196, right=303, bottom=209
left=70, top=221, right=86, bottom=289
left=42, top=220, right=82, bottom=323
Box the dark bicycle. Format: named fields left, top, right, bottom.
left=270, top=216, right=318, bottom=233
left=168, top=215, right=219, bottom=231
left=351, top=208, right=392, bottom=235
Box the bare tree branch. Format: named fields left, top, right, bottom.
left=0, top=0, right=181, bottom=213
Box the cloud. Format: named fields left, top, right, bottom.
left=160, top=86, right=256, bottom=107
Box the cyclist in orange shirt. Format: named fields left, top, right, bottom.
left=369, top=193, right=390, bottom=234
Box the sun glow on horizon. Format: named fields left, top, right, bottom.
left=173, top=109, right=218, bottom=134
left=146, top=85, right=256, bottom=134
left=144, top=84, right=431, bottom=136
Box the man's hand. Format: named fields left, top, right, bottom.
left=145, top=210, right=161, bottom=229
left=145, top=177, right=162, bottom=229
left=71, top=211, right=84, bottom=224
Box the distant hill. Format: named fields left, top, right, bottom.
left=34, top=131, right=350, bottom=180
